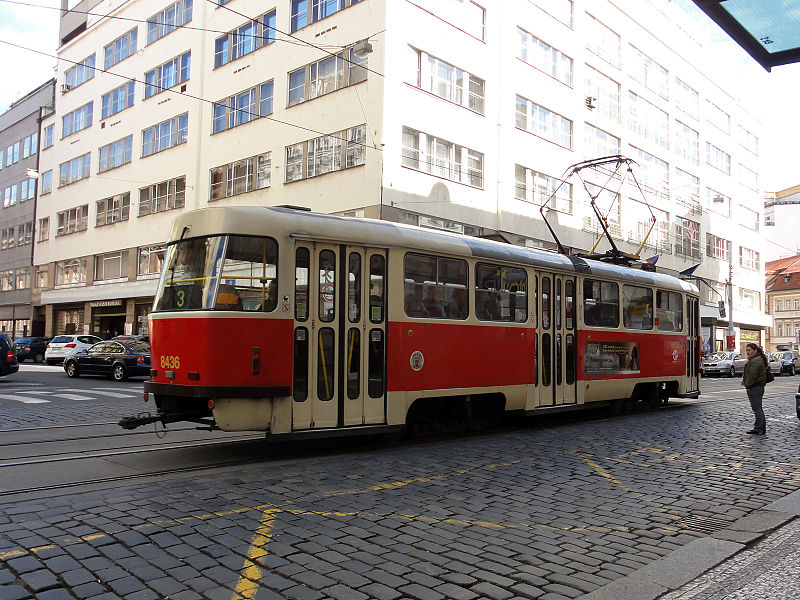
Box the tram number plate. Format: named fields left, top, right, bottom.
left=161, top=355, right=181, bottom=369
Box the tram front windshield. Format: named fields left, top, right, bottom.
left=153, top=235, right=278, bottom=312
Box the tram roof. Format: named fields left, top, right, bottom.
left=170, top=206, right=698, bottom=294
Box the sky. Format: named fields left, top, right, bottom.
left=0, top=0, right=798, bottom=192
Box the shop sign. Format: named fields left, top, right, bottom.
left=739, top=330, right=760, bottom=342
left=90, top=300, right=122, bottom=308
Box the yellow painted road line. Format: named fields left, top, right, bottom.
left=233, top=508, right=280, bottom=600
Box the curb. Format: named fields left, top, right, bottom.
left=580, top=490, right=800, bottom=600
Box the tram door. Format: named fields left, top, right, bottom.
left=537, top=273, right=577, bottom=406
left=687, top=296, right=700, bottom=391
left=291, top=244, right=387, bottom=431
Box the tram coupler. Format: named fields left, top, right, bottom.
left=118, top=412, right=164, bottom=430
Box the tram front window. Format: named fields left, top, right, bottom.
left=154, top=236, right=225, bottom=311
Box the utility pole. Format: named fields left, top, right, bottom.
left=726, top=261, right=735, bottom=349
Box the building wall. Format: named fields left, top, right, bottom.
left=35, top=0, right=768, bottom=339
left=0, top=79, right=55, bottom=338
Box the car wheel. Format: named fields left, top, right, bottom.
left=65, top=361, right=80, bottom=378
left=729, top=366, right=736, bottom=377
left=112, top=363, right=128, bottom=382
left=34, top=353, right=45, bottom=363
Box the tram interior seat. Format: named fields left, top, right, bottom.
left=215, top=284, right=243, bottom=310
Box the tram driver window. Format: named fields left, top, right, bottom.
left=622, top=285, right=653, bottom=330
left=475, top=263, right=527, bottom=322
left=403, top=253, right=468, bottom=319
left=217, top=235, right=278, bottom=311
left=657, top=290, right=683, bottom=332
left=583, top=279, right=619, bottom=328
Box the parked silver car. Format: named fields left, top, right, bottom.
left=701, top=351, right=748, bottom=377
left=45, top=334, right=103, bottom=365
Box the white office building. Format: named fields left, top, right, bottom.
left=35, top=0, right=767, bottom=346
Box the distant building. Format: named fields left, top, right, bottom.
left=36, top=0, right=768, bottom=343
left=764, top=186, right=800, bottom=261
left=765, top=254, right=800, bottom=351
left=0, top=79, right=55, bottom=338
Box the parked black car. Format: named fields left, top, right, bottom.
left=0, top=333, right=19, bottom=377
left=64, top=340, right=151, bottom=381
left=13, top=336, right=51, bottom=363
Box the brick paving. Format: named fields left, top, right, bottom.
left=2, top=395, right=800, bottom=599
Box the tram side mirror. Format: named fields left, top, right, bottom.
left=718, top=300, right=726, bottom=319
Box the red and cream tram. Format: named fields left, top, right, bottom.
left=123, top=206, right=701, bottom=436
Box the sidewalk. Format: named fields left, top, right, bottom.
left=582, top=490, right=800, bottom=600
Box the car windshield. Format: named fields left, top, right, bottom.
left=51, top=336, right=75, bottom=343
left=707, top=352, right=730, bottom=361
left=14, top=338, right=33, bottom=344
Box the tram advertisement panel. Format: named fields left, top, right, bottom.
left=584, top=341, right=640, bottom=375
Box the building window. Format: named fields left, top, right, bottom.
left=0, top=228, right=14, bottom=250
left=406, top=48, right=483, bottom=113
left=706, top=99, right=730, bottom=133
left=210, top=153, right=271, bottom=200
left=705, top=233, right=731, bottom=261
left=41, top=170, right=52, bottom=194
left=737, top=124, right=759, bottom=155
left=138, top=175, right=186, bottom=216
left=95, top=251, right=128, bottom=282
left=3, top=185, right=17, bottom=207
left=96, top=192, right=131, bottom=226
left=738, top=163, right=758, bottom=191
left=16, top=267, right=31, bottom=290
left=212, top=81, right=273, bottom=133
left=627, top=92, right=668, bottom=148
left=55, top=258, right=89, bottom=286
left=288, top=46, right=369, bottom=107
left=99, top=136, right=133, bottom=173
left=38, top=217, right=49, bottom=242
left=586, top=14, right=620, bottom=68
left=675, top=77, right=699, bottom=119
left=62, top=102, right=93, bottom=138
left=630, top=146, right=668, bottom=198
left=104, top=27, right=138, bottom=69
left=144, top=52, right=190, bottom=98
left=56, top=205, right=89, bottom=236
left=674, top=216, right=700, bottom=259
left=22, top=133, right=38, bottom=158
left=738, top=204, right=759, bottom=231
left=142, top=113, right=188, bottom=157
left=515, top=95, right=572, bottom=149
left=585, top=65, right=620, bottom=123
left=517, top=28, right=572, bottom=86
left=5, top=142, right=19, bottom=166
left=147, top=0, right=192, bottom=44
left=775, top=299, right=782, bottom=312
left=738, top=288, right=760, bottom=312
left=17, top=222, right=32, bottom=246
left=795, top=298, right=800, bottom=310
left=0, top=270, right=13, bottom=291
left=514, top=165, right=572, bottom=214
left=528, top=0, right=573, bottom=27
left=64, top=55, right=95, bottom=90
left=59, top=153, right=91, bottom=186
left=705, top=142, right=731, bottom=174
left=675, top=121, right=699, bottom=164
left=777, top=322, right=783, bottom=336
left=290, top=0, right=364, bottom=33
left=286, top=124, right=367, bottom=183
left=629, top=45, right=668, bottom=99
left=401, top=127, right=483, bottom=188
left=19, top=178, right=36, bottom=201
left=101, top=81, right=135, bottom=119
left=739, top=247, right=760, bottom=271
left=584, top=124, right=619, bottom=158
left=138, top=245, right=166, bottom=276
left=43, top=124, right=54, bottom=149
left=214, top=10, right=276, bottom=68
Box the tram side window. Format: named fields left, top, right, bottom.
left=583, top=279, right=619, bottom=328
left=217, top=236, right=278, bottom=311
left=403, top=253, right=468, bottom=319
left=622, top=285, right=653, bottom=330
left=369, top=255, right=385, bottom=323
left=475, top=263, right=527, bottom=322
left=657, top=290, right=683, bottom=332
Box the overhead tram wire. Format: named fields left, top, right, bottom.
left=0, top=39, right=383, bottom=154
left=0, top=0, right=386, bottom=78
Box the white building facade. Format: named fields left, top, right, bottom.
left=35, top=0, right=768, bottom=345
